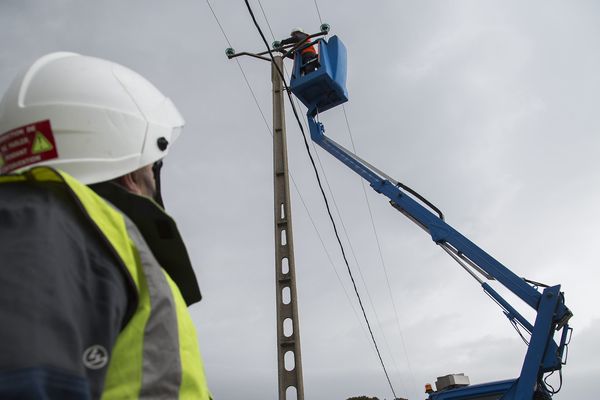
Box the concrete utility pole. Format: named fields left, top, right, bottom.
left=271, top=55, right=305, bottom=400
left=226, top=43, right=309, bottom=399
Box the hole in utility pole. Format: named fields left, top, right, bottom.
left=281, top=229, right=287, bottom=245
left=280, top=203, right=285, bottom=219
left=286, top=386, right=297, bottom=400
left=283, top=317, right=293, bottom=337
left=284, top=351, right=295, bottom=371
left=281, top=257, right=289, bottom=274
left=282, top=287, right=291, bottom=305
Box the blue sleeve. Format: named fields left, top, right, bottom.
left=0, top=181, right=136, bottom=399
left=0, top=368, right=91, bottom=400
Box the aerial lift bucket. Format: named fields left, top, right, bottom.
left=290, top=35, right=349, bottom=113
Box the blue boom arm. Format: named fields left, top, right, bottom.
left=290, top=35, right=572, bottom=400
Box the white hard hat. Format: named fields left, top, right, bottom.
left=0, top=52, right=184, bottom=184
left=290, top=27, right=304, bottom=35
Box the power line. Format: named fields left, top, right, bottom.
left=205, top=0, right=270, bottom=131
left=342, top=104, right=418, bottom=396
left=243, top=1, right=397, bottom=398
left=308, top=0, right=416, bottom=393
left=257, top=1, right=404, bottom=383
left=253, top=0, right=378, bottom=347
left=203, top=0, right=370, bottom=344
left=210, top=1, right=399, bottom=396
left=306, top=0, right=412, bottom=394
left=305, top=119, right=406, bottom=392
left=312, top=0, right=324, bottom=25
left=309, top=139, right=407, bottom=389
left=255, top=0, right=398, bottom=363
left=205, top=0, right=232, bottom=47
left=256, top=0, right=276, bottom=39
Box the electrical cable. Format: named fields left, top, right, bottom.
left=306, top=0, right=415, bottom=392
left=306, top=0, right=413, bottom=394
left=269, top=20, right=406, bottom=382
left=205, top=0, right=270, bottom=131
left=307, top=133, right=407, bottom=392
left=342, top=104, right=418, bottom=395
left=543, top=369, right=562, bottom=395
left=204, top=0, right=371, bottom=345
left=312, top=0, right=324, bottom=25
left=243, top=1, right=397, bottom=397
left=209, top=4, right=565, bottom=400
left=303, top=117, right=407, bottom=392
left=253, top=1, right=373, bottom=333
left=256, top=0, right=276, bottom=39
left=252, top=0, right=372, bottom=344
left=286, top=69, right=391, bottom=366
left=543, top=371, right=556, bottom=394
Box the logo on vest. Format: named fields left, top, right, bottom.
left=83, top=345, right=109, bottom=370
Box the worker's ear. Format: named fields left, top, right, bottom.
left=115, top=166, right=156, bottom=198
left=117, top=173, right=143, bottom=196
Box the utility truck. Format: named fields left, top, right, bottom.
left=284, top=26, right=572, bottom=400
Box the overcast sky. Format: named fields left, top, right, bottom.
left=1, top=1, right=599, bottom=399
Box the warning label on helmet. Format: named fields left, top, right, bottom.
left=0, top=120, right=58, bottom=174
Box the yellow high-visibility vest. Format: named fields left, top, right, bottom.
left=1, top=167, right=210, bottom=400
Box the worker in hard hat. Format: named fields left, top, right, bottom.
left=281, top=27, right=318, bottom=74
left=0, top=52, right=211, bottom=399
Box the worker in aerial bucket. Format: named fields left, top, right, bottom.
left=281, top=27, right=318, bottom=75
left=0, top=52, right=211, bottom=399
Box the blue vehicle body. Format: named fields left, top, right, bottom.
left=289, top=36, right=572, bottom=400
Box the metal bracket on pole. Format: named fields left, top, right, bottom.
left=225, top=25, right=329, bottom=61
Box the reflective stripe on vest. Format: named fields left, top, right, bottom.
left=4, top=167, right=210, bottom=400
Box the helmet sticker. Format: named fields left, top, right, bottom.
left=0, top=120, right=58, bottom=174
